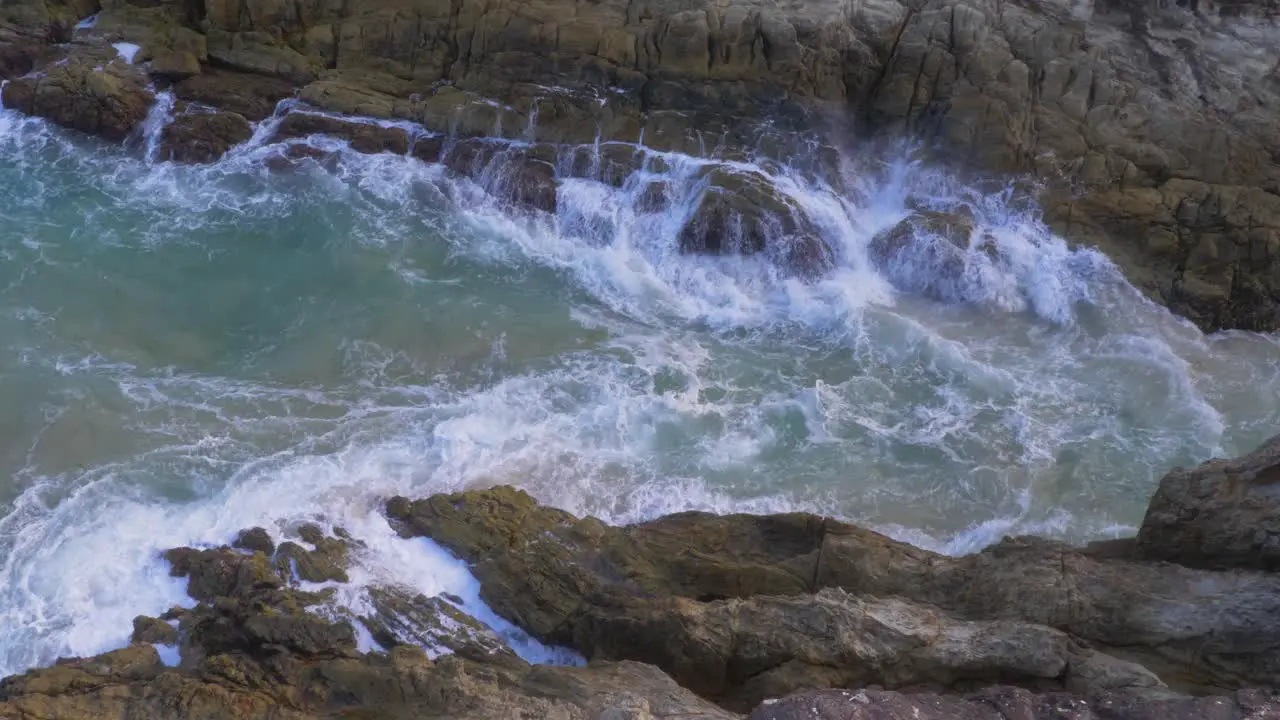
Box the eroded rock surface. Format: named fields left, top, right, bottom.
left=1138, top=434, right=1280, bottom=572
left=387, top=476, right=1280, bottom=698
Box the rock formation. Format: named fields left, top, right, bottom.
left=0, top=435, right=1278, bottom=719
left=0, top=0, right=1276, bottom=330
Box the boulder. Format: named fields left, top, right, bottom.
left=158, top=109, right=253, bottom=163
left=150, top=50, right=201, bottom=81
left=172, top=69, right=295, bottom=121
left=0, top=52, right=154, bottom=140
left=270, top=112, right=410, bottom=155
left=388, top=486, right=1280, bottom=692
left=749, top=687, right=1280, bottom=720
left=440, top=139, right=559, bottom=213
left=1137, top=434, right=1280, bottom=572
left=232, top=527, right=276, bottom=555
left=868, top=208, right=990, bottom=303
left=678, top=167, right=834, bottom=277
left=273, top=525, right=351, bottom=584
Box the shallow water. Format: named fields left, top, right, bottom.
left=0, top=100, right=1276, bottom=677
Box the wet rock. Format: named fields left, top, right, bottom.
left=748, top=687, right=1280, bottom=720
left=172, top=69, right=295, bottom=122
left=678, top=167, right=834, bottom=277
left=273, top=528, right=350, bottom=584
left=360, top=585, right=524, bottom=668
left=869, top=209, right=984, bottom=303
left=164, top=545, right=283, bottom=601
left=1138, top=434, right=1280, bottom=571
left=389, top=484, right=1280, bottom=692
left=441, top=139, right=559, bottom=213
left=158, top=109, right=253, bottom=163
left=270, top=112, right=409, bottom=155
left=131, top=615, right=179, bottom=646
left=0, top=52, right=153, bottom=141
left=232, top=526, right=275, bottom=555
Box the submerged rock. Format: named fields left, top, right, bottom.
left=439, top=139, right=559, bottom=213
left=869, top=208, right=990, bottom=303
left=1138, top=434, right=1280, bottom=572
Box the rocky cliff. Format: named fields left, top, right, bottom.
left=0, top=0, right=1278, bottom=331
left=0, top=435, right=1277, bottom=719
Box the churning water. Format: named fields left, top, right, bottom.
left=0, top=95, right=1276, bottom=677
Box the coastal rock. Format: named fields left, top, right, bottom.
left=130, top=615, right=179, bottom=646
left=678, top=167, right=834, bottom=277
left=748, top=687, right=1280, bottom=720
left=1138, top=434, right=1280, bottom=572
left=0, top=52, right=153, bottom=140
left=149, top=50, right=201, bottom=81
left=270, top=112, right=410, bottom=155
left=172, top=68, right=294, bottom=121
left=388, top=483, right=1280, bottom=692
left=440, top=139, right=559, bottom=213
left=158, top=109, right=253, bottom=163
left=360, top=584, right=524, bottom=667
left=232, top=526, right=275, bottom=555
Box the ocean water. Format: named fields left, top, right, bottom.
left=0, top=96, right=1276, bottom=677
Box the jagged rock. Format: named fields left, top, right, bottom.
left=131, top=615, right=179, bottom=646
left=232, top=526, right=275, bottom=555
left=388, top=484, right=1280, bottom=693
left=748, top=687, right=1280, bottom=720
left=360, top=585, right=524, bottom=667
left=0, top=51, right=153, bottom=140
left=172, top=68, right=294, bottom=121
left=270, top=112, right=410, bottom=155
left=158, top=109, right=253, bottom=163
left=164, top=544, right=283, bottom=601
left=272, top=525, right=351, bottom=584
left=1138, top=434, right=1280, bottom=572
left=575, top=587, right=1162, bottom=710
left=678, top=167, right=834, bottom=277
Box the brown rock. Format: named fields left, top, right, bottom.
left=678, top=167, right=833, bottom=277
left=868, top=208, right=982, bottom=302
left=150, top=50, right=201, bottom=81
left=748, top=687, right=1280, bottom=720
left=173, top=68, right=295, bottom=121
left=158, top=110, right=253, bottom=163
left=1137, top=434, right=1280, bottom=572
left=360, top=585, right=525, bottom=667
left=232, top=527, right=275, bottom=555
left=0, top=52, right=153, bottom=140
left=441, top=139, right=559, bottom=212
left=131, top=615, right=179, bottom=646
left=270, top=112, right=409, bottom=155
left=389, top=486, right=1280, bottom=692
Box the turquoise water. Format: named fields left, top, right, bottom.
left=0, top=103, right=1277, bottom=676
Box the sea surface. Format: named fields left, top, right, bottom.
left=0, top=93, right=1277, bottom=676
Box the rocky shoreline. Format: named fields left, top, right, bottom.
left=0, top=435, right=1275, bottom=719
left=1, top=0, right=1279, bottom=331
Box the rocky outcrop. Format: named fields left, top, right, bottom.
left=2, top=437, right=1280, bottom=719
left=1137, top=434, right=1280, bottom=572
left=0, top=51, right=153, bottom=140
left=749, top=687, right=1280, bottom=720
left=387, top=481, right=1280, bottom=699
left=2, top=0, right=1277, bottom=328
left=869, top=208, right=993, bottom=302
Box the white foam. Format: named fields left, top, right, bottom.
left=113, top=43, right=142, bottom=64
